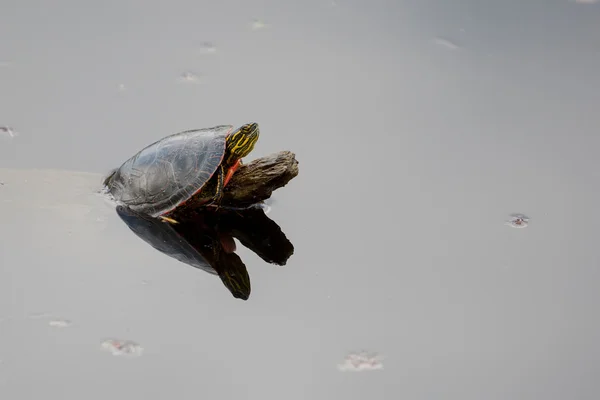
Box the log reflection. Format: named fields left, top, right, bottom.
left=115, top=205, right=294, bottom=300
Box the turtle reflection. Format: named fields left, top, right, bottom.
left=115, top=205, right=294, bottom=300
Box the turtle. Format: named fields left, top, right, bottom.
left=103, top=123, right=259, bottom=223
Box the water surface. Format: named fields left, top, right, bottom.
left=1, top=0, right=599, bottom=399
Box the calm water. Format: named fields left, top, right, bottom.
left=1, top=0, right=600, bottom=399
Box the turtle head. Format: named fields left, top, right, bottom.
left=225, top=122, right=259, bottom=164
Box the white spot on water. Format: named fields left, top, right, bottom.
left=432, top=37, right=460, bottom=50
left=572, top=0, right=598, bottom=4
left=338, top=351, right=384, bottom=371
left=117, top=83, right=126, bottom=91
left=101, top=338, right=144, bottom=357
left=48, top=319, right=71, bottom=328
left=177, top=71, right=203, bottom=84
left=505, top=213, right=530, bottom=229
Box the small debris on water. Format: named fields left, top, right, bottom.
left=117, top=83, right=126, bottom=91
left=251, top=19, right=267, bottom=30
left=338, top=351, right=384, bottom=372
left=48, top=319, right=71, bottom=328
left=0, top=126, right=18, bottom=138
left=101, top=338, right=144, bottom=357
left=505, top=213, right=530, bottom=229
left=177, top=71, right=203, bottom=84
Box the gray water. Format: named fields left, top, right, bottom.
left=1, top=0, right=600, bottom=399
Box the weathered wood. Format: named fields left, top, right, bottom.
left=220, top=150, right=299, bottom=207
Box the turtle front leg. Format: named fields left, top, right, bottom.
left=207, top=164, right=225, bottom=206
left=224, top=159, right=241, bottom=187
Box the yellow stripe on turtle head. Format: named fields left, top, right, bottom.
left=225, top=122, right=259, bottom=164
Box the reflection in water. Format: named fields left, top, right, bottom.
left=116, top=205, right=294, bottom=301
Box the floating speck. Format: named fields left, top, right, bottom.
left=338, top=351, right=384, bottom=372
left=117, top=83, right=126, bottom=91
left=251, top=19, right=267, bottom=30
left=0, top=126, right=19, bottom=138
left=505, top=213, right=530, bottom=229
left=199, top=42, right=217, bottom=54
left=177, top=71, right=203, bottom=84
left=101, top=338, right=143, bottom=357
left=48, top=319, right=71, bottom=328
left=572, top=0, right=598, bottom=4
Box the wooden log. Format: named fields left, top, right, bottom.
left=221, top=150, right=299, bottom=207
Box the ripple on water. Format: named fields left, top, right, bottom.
left=432, top=37, right=460, bottom=50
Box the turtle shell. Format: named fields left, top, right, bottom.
left=105, top=125, right=234, bottom=217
